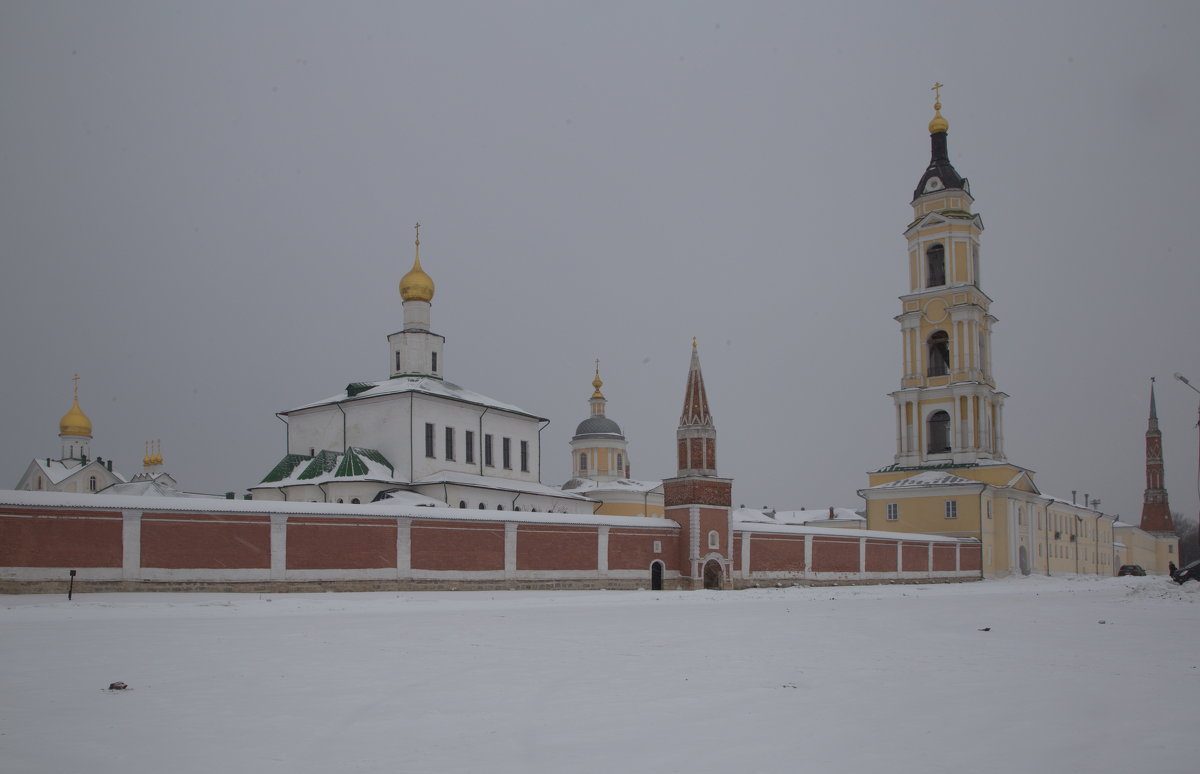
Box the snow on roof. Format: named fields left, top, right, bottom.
left=0, top=489, right=677, bottom=530
left=867, top=470, right=980, bottom=489
left=286, top=376, right=542, bottom=420
left=31, top=458, right=125, bottom=486
left=373, top=489, right=447, bottom=507
left=561, top=478, right=662, bottom=494
left=260, top=449, right=398, bottom=489
left=735, top=507, right=865, bottom=525
left=97, top=480, right=221, bottom=499
left=413, top=471, right=594, bottom=502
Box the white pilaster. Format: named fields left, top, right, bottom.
left=396, top=517, right=412, bottom=577
left=504, top=522, right=517, bottom=576
left=122, top=510, right=141, bottom=579
left=598, top=526, right=609, bottom=574
left=270, top=514, right=287, bottom=580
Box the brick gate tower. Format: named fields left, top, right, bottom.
left=1140, top=378, right=1175, bottom=535
left=662, top=340, right=733, bottom=589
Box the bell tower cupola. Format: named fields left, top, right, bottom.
left=389, top=223, right=446, bottom=379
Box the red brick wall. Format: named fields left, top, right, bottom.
left=608, top=528, right=675, bottom=571
left=0, top=508, right=123, bottom=568
left=746, top=533, right=806, bottom=572
left=959, top=543, right=981, bottom=571
left=287, top=517, right=397, bottom=570
left=411, top=521, right=504, bottom=571
left=865, top=540, right=899, bottom=573
left=902, top=543, right=929, bottom=572
left=811, top=536, right=859, bottom=572
left=517, top=525, right=597, bottom=571
left=932, top=544, right=957, bottom=571
left=663, top=478, right=731, bottom=508
left=141, top=512, right=270, bottom=569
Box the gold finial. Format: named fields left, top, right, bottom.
left=928, top=82, right=949, bottom=134
left=72, top=373, right=80, bottom=400
left=692, top=336, right=697, bottom=349
left=399, top=221, right=435, bottom=302
left=591, top=360, right=604, bottom=398
left=144, top=440, right=151, bottom=467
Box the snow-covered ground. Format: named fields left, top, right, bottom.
left=1, top=576, right=1195, bottom=774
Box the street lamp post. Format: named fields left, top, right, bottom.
left=1173, top=373, right=1200, bottom=549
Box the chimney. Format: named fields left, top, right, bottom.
left=828, top=506, right=835, bottom=519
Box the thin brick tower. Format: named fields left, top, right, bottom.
left=1140, top=377, right=1175, bottom=535
left=662, top=339, right=732, bottom=589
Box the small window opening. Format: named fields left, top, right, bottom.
left=431, top=351, right=438, bottom=372
left=927, top=331, right=950, bottom=376
left=926, top=243, right=945, bottom=287
left=927, top=410, right=951, bottom=454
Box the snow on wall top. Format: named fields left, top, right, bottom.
left=0, top=488, right=677, bottom=530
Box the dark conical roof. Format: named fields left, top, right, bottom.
left=913, top=130, right=968, bottom=201
left=574, top=415, right=623, bottom=438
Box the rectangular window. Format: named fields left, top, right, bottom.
left=944, top=500, right=957, bottom=519
left=484, top=434, right=493, bottom=467
left=520, top=440, right=529, bottom=472
left=502, top=437, right=512, bottom=469
left=444, top=427, right=455, bottom=461
left=431, top=351, right=438, bottom=372
left=886, top=503, right=898, bottom=521
left=616, top=453, right=623, bottom=474
left=425, top=423, right=435, bottom=458
left=396, top=352, right=402, bottom=372
left=465, top=430, right=475, bottom=464
left=653, top=540, right=662, bottom=554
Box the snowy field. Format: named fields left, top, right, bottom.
left=1, top=576, right=1195, bottom=774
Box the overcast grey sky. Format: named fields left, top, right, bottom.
left=2, top=1, right=1198, bottom=525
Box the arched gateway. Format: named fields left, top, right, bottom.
left=703, top=559, right=723, bottom=590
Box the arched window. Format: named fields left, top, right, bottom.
left=478, top=502, right=486, bottom=510
left=707, top=530, right=719, bottom=549
left=89, top=475, right=97, bottom=491
left=336, top=498, right=344, bottom=503
left=350, top=498, right=360, bottom=504
left=926, top=244, right=945, bottom=287
left=496, top=504, right=504, bottom=511
left=927, top=331, right=950, bottom=376
left=927, top=411, right=951, bottom=454
left=459, top=500, right=466, bottom=509
left=579, top=452, right=588, bottom=472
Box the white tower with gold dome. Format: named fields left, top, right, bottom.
left=388, top=223, right=444, bottom=379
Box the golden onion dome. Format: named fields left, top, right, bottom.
left=400, top=255, right=435, bottom=302
left=399, top=224, right=435, bottom=303
left=591, top=361, right=605, bottom=398
left=928, top=100, right=949, bottom=134
left=59, top=398, right=93, bottom=438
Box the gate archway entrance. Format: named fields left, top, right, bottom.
left=650, top=561, right=664, bottom=590
left=702, top=559, right=723, bottom=590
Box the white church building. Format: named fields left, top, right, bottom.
left=249, top=226, right=595, bottom=514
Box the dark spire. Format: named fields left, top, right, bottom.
left=676, top=339, right=717, bottom=477
left=1140, top=377, right=1174, bottom=534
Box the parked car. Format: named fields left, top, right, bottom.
left=1117, top=564, right=1147, bottom=576
left=1171, top=559, right=1200, bottom=585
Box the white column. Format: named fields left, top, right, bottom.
left=504, top=522, right=517, bottom=576
left=396, top=517, right=412, bottom=578
left=740, top=531, right=751, bottom=579
left=804, top=535, right=813, bottom=578
left=858, top=538, right=866, bottom=573
left=122, top=510, right=141, bottom=580
left=270, top=514, right=287, bottom=580
left=598, top=526, right=609, bottom=575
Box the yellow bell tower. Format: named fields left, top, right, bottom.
left=887, top=85, right=1007, bottom=468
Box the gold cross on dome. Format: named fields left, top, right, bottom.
left=414, top=222, right=421, bottom=245
left=71, top=373, right=80, bottom=399
left=931, top=82, right=944, bottom=103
